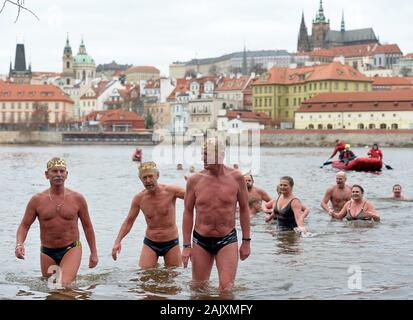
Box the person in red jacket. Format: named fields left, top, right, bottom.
left=330, top=140, right=346, bottom=159
left=368, top=143, right=383, bottom=161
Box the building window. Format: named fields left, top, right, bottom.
left=393, top=114, right=396, bottom=117
left=391, top=123, right=398, bottom=129
left=369, top=124, right=376, bottom=129
left=327, top=124, right=333, bottom=129
left=318, top=124, right=323, bottom=129
left=308, top=124, right=314, bottom=129
left=334, top=82, right=338, bottom=90
left=358, top=123, right=365, bottom=129
left=380, top=123, right=387, bottom=129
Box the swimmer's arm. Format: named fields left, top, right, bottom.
left=264, top=199, right=274, bottom=211
left=114, top=193, right=142, bottom=244
left=77, top=194, right=98, bottom=267
left=320, top=188, right=333, bottom=214
left=182, top=176, right=196, bottom=244
left=237, top=174, right=250, bottom=261
left=302, top=204, right=310, bottom=219
left=16, top=196, right=37, bottom=252
left=331, top=201, right=349, bottom=220
left=259, top=188, right=272, bottom=202
left=365, top=201, right=380, bottom=222
left=172, top=185, right=185, bottom=200
left=292, top=199, right=305, bottom=229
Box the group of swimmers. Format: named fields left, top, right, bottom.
left=14, top=138, right=409, bottom=293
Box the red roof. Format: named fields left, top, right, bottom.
left=167, top=78, right=189, bottom=100
left=254, top=61, right=371, bottom=85
left=372, top=77, right=413, bottom=86
left=100, top=109, right=144, bottom=122
left=226, top=111, right=271, bottom=125
left=144, top=78, right=160, bottom=89
left=125, top=66, right=160, bottom=74
left=0, top=82, right=74, bottom=104
left=404, top=53, right=413, bottom=58
left=297, top=44, right=402, bottom=58
left=297, top=89, right=413, bottom=112
left=373, top=44, right=402, bottom=55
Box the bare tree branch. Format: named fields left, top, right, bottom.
left=0, top=0, right=39, bottom=22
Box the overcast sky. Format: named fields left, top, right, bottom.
left=1, top=0, right=412, bottom=76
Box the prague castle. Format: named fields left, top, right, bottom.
left=297, top=0, right=379, bottom=52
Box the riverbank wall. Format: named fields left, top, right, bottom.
left=1, top=130, right=413, bottom=147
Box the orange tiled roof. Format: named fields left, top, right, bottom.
left=144, top=78, right=160, bottom=89
left=125, top=66, right=160, bottom=74
left=167, top=78, right=189, bottom=100
left=404, top=53, right=413, bottom=58
left=99, top=109, right=144, bottom=122
left=372, top=77, right=413, bottom=86
left=226, top=111, right=271, bottom=125
left=0, top=82, right=74, bottom=104
left=254, top=61, right=371, bottom=85
left=373, top=44, right=402, bottom=55
left=297, top=89, right=413, bottom=112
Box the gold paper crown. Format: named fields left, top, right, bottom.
left=138, top=161, right=157, bottom=173
left=47, top=157, right=67, bottom=170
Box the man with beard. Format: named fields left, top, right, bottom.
left=243, top=174, right=271, bottom=217
left=112, top=161, right=185, bottom=268
left=321, top=171, right=352, bottom=216
left=15, top=157, right=98, bottom=287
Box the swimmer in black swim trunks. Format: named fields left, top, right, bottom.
left=15, top=157, right=98, bottom=286
left=182, top=138, right=251, bottom=293
left=112, top=161, right=185, bottom=268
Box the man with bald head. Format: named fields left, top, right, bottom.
left=112, top=161, right=185, bottom=268
left=321, top=171, right=352, bottom=215
left=182, top=138, right=250, bottom=293
left=15, top=157, right=98, bottom=287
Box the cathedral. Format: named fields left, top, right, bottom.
left=297, top=0, right=379, bottom=52
left=61, top=35, right=96, bottom=86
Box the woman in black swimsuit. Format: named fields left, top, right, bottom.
left=329, top=185, right=380, bottom=221
left=265, top=176, right=307, bottom=232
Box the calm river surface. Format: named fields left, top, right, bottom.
left=0, top=145, right=412, bottom=300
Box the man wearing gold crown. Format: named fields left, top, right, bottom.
left=111, top=161, right=185, bottom=268
left=15, top=157, right=98, bottom=286
left=182, top=138, right=250, bottom=293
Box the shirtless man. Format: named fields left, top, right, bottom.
left=391, top=184, right=407, bottom=200
left=321, top=171, right=352, bottom=216
left=182, top=138, right=250, bottom=293
left=15, top=157, right=98, bottom=286
left=244, top=174, right=271, bottom=217
left=112, top=161, right=185, bottom=268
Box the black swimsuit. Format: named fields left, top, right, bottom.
left=193, top=229, right=238, bottom=255
left=273, top=197, right=298, bottom=231
left=143, top=237, right=179, bottom=256
left=41, top=240, right=81, bottom=265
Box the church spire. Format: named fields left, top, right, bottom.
left=315, top=0, right=327, bottom=23
left=341, top=10, right=345, bottom=32
left=242, top=43, right=248, bottom=75
left=297, top=11, right=310, bottom=52
left=64, top=33, right=72, bottom=55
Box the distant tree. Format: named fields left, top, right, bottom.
left=145, top=111, right=154, bottom=129
left=208, top=64, right=219, bottom=76
left=400, top=67, right=412, bottom=77
left=185, top=69, right=197, bottom=78
left=229, top=66, right=242, bottom=75
left=0, top=1, right=39, bottom=22
left=28, top=102, right=49, bottom=130
left=249, top=63, right=266, bottom=75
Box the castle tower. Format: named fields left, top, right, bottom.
left=312, top=0, right=330, bottom=49
left=297, top=12, right=310, bottom=52
left=9, top=43, right=32, bottom=84
left=61, top=34, right=75, bottom=86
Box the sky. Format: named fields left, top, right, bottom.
left=1, top=0, right=412, bottom=76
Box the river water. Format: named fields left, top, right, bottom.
left=0, top=145, right=412, bottom=300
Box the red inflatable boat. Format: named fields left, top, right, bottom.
left=332, top=157, right=382, bottom=172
